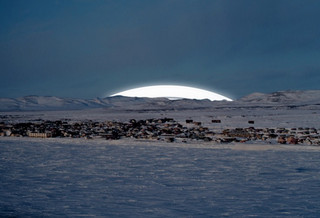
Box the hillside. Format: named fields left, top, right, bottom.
left=0, top=90, right=319, bottom=111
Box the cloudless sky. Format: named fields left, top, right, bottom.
left=1, top=0, right=320, bottom=99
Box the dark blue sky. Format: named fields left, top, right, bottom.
left=1, top=0, right=320, bottom=99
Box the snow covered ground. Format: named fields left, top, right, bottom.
left=1, top=90, right=320, bottom=216
left=1, top=137, right=320, bottom=217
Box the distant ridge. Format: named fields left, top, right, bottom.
left=0, top=95, right=214, bottom=111
left=0, top=90, right=319, bottom=111
left=239, top=90, right=320, bottom=104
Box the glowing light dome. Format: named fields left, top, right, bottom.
left=110, top=85, right=232, bottom=101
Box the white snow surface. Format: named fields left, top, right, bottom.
left=1, top=137, right=320, bottom=217
left=1, top=90, right=320, bottom=217
left=111, top=85, right=233, bottom=101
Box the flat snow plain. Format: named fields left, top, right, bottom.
left=1, top=137, right=320, bottom=217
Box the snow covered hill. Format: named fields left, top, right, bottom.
left=0, top=96, right=109, bottom=111
left=0, top=90, right=319, bottom=111
left=238, top=90, right=320, bottom=105
left=0, top=95, right=218, bottom=111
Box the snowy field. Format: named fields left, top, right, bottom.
left=1, top=137, right=320, bottom=217
left=1, top=95, right=320, bottom=216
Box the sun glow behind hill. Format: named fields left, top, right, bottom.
left=110, top=85, right=233, bottom=101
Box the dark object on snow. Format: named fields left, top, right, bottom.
left=193, top=122, right=202, bottom=126
left=212, top=120, right=221, bottom=123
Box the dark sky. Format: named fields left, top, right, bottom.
left=1, top=0, right=320, bottom=99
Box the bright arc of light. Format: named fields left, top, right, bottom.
left=110, top=85, right=232, bottom=101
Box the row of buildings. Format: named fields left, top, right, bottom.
left=0, top=118, right=320, bottom=145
